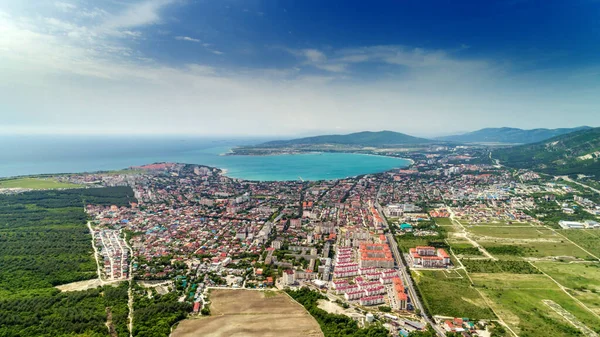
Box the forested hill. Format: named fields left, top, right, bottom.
left=260, top=130, right=433, bottom=147
left=438, top=126, right=591, bottom=144
left=493, top=127, right=600, bottom=176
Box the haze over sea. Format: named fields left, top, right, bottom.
left=0, top=136, right=410, bottom=181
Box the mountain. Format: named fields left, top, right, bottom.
left=494, top=127, right=600, bottom=176
left=438, top=126, right=592, bottom=144
left=260, top=131, right=433, bottom=147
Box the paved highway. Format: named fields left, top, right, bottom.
left=375, top=202, right=445, bottom=337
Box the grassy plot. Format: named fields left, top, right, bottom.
left=0, top=177, right=81, bottom=189
left=558, top=230, right=600, bottom=257
left=411, top=269, right=495, bottom=319
left=471, top=273, right=600, bottom=337
left=534, top=262, right=600, bottom=314
left=448, top=241, right=483, bottom=257
left=462, top=259, right=541, bottom=274
left=480, top=242, right=592, bottom=260
left=467, top=226, right=558, bottom=239
left=466, top=221, right=530, bottom=227
left=433, top=217, right=454, bottom=226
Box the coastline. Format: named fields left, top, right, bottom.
left=1, top=145, right=413, bottom=182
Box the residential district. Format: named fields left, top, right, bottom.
left=23, top=146, right=600, bottom=337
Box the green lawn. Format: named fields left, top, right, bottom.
left=0, top=177, right=81, bottom=189
left=411, top=269, right=495, bottom=319
left=471, top=273, right=600, bottom=337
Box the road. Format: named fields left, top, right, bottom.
left=559, top=175, right=600, bottom=194
left=119, top=229, right=135, bottom=337
left=375, top=202, right=445, bottom=337
left=446, top=207, right=496, bottom=260
left=88, top=221, right=107, bottom=284
left=386, top=233, right=446, bottom=337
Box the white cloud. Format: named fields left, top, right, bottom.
left=101, top=0, right=175, bottom=30
left=175, top=36, right=201, bottom=43
left=55, top=1, right=76, bottom=12
left=302, top=49, right=327, bottom=63
left=0, top=2, right=598, bottom=136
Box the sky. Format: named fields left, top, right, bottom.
left=1, top=0, right=599, bottom=137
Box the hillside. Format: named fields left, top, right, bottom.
left=260, top=131, right=433, bottom=147
left=493, top=127, right=600, bottom=176
left=438, top=126, right=591, bottom=144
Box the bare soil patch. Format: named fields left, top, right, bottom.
left=171, top=289, right=323, bottom=337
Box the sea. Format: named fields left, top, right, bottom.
left=0, top=135, right=411, bottom=181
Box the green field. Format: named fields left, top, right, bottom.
left=558, top=230, right=600, bottom=257
left=465, top=221, right=531, bottom=227
left=0, top=177, right=81, bottom=189
left=472, top=273, right=600, bottom=337
left=411, top=269, right=495, bottom=319
left=433, top=217, right=453, bottom=226
left=534, top=262, right=600, bottom=314
left=468, top=226, right=558, bottom=239
left=480, top=242, right=592, bottom=260
left=448, top=241, right=483, bottom=257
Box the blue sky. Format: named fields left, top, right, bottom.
left=0, top=0, right=599, bottom=136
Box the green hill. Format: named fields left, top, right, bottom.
left=438, top=126, right=591, bottom=144
left=260, top=130, right=433, bottom=147
left=493, top=127, right=600, bottom=176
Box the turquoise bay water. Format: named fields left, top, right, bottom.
left=0, top=136, right=410, bottom=181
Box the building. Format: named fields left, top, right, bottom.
left=359, top=243, right=394, bottom=268
left=359, top=295, right=384, bottom=306
left=409, top=246, right=451, bottom=268
left=559, top=220, right=585, bottom=229
left=283, top=269, right=295, bottom=286
left=345, top=290, right=365, bottom=301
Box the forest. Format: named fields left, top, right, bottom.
left=132, top=284, right=192, bottom=337
left=0, top=187, right=136, bottom=336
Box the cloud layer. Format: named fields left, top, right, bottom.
left=0, top=0, right=598, bottom=136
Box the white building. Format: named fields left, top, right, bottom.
left=559, top=220, right=585, bottom=229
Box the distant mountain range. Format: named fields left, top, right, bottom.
left=260, top=131, right=433, bottom=147
left=494, top=127, right=600, bottom=176
left=437, top=126, right=592, bottom=144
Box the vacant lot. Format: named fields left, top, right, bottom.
left=480, top=241, right=591, bottom=260
left=171, top=289, right=323, bottom=337
left=433, top=217, right=454, bottom=226
left=411, top=270, right=495, bottom=319
left=468, top=226, right=557, bottom=240
left=559, top=230, right=600, bottom=257
left=0, top=177, right=81, bottom=189
left=535, top=262, right=600, bottom=314
left=471, top=273, right=600, bottom=337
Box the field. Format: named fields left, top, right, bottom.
left=471, top=273, right=600, bottom=337
left=534, top=262, right=600, bottom=314
left=480, top=241, right=592, bottom=260
left=411, top=269, right=495, bottom=319
left=559, top=230, right=600, bottom=257
left=172, top=289, right=323, bottom=337
left=433, top=217, right=453, bottom=226
left=467, top=226, right=558, bottom=240
left=0, top=177, right=81, bottom=189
